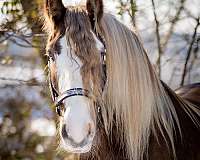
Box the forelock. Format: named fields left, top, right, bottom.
left=46, top=6, right=103, bottom=100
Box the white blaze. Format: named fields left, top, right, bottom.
left=56, top=32, right=104, bottom=152
left=56, top=36, right=93, bottom=144
left=62, top=0, right=85, bottom=7
left=91, top=31, right=105, bottom=53
left=56, top=37, right=83, bottom=92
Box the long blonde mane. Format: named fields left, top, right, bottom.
left=100, top=14, right=181, bottom=160
left=44, top=3, right=200, bottom=158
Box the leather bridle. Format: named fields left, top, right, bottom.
left=48, top=31, right=106, bottom=116
left=48, top=57, right=92, bottom=116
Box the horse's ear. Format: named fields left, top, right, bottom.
left=44, top=0, right=65, bottom=24
left=86, top=0, right=104, bottom=24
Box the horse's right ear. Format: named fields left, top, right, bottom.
left=44, top=0, right=65, bottom=24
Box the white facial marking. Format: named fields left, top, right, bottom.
left=63, top=97, right=94, bottom=142
left=56, top=36, right=95, bottom=151
left=62, top=0, right=85, bottom=7
left=56, top=37, right=83, bottom=92
left=91, top=31, right=105, bottom=53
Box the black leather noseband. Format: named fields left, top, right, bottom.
left=55, top=88, right=90, bottom=107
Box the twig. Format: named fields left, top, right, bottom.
left=151, top=0, right=163, bottom=77
left=180, top=17, right=200, bottom=86
left=1, top=32, right=41, bottom=48
left=0, top=23, right=46, bottom=48
left=162, top=0, right=186, bottom=52
left=0, top=77, right=46, bottom=87
left=130, top=0, right=137, bottom=29
left=8, top=37, right=40, bottom=48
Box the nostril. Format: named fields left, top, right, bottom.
left=62, top=124, right=68, bottom=138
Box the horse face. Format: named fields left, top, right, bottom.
left=55, top=34, right=104, bottom=153
left=45, top=0, right=104, bottom=153
left=45, top=0, right=105, bottom=153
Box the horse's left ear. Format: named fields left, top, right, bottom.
left=86, top=0, right=104, bottom=24
left=44, top=0, right=65, bottom=24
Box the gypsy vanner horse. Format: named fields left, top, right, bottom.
left=44, top=0, right=200, bottom=159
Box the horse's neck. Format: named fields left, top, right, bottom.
left=161, top=81, right=184, bottom=107
left=175, top=83, right=200, bottom=106
left=156, top=81, right=200, bottom=159
left=161, top=81, right=200, bottom=114
left=160, top=81, right=200, bottom=128
left=80, top=82, right=184, bottom=160
left=80, top=81, right=200, bottom=160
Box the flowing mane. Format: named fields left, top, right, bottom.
left=43, top=1, right=200, bottom=159
left=99, top=13, right=200, bottom=160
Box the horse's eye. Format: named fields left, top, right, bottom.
left=56, top=105, right=65, bottom=117
left=48, top=55, right=54, bottom=62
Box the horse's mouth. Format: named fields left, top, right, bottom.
left=60, top=136, right=93, bottom=153
left=63, top=143, right=92, bottom=153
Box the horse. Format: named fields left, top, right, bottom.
left=43, top=0, right=200, bottom=159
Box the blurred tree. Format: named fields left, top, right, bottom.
left=116, top=0, right=200, bottom=86
left=0, top=97, right=53, bottom=160
left=0, top=89, right=76, bottom=160
left=0, top=0, right=199, bottom=160
left=0, top=0, right=44, bottom=48
left=0, top=1, right=75, bottom=160
left=117, top=0, right=137, bottom=29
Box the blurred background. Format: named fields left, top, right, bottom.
left=0, top=0, right=199, bottom=159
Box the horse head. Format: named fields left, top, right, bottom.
left=44, top=0, right=105, bottom=153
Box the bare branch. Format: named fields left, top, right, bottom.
left=0, top=31, right=45, bottom=48
left=151, top=0, right=163, bottom=77
left=0, top=77, right=46, bottom=88
left=162, top=0, right=186, bottom=51
left=180, top=17, right=200, bottom=86
left=130, top=0, right=137, bottom=29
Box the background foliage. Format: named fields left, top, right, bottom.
left=0, top=0, right=199, bottom=160
left=0, top=0, right=76, bottom=159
